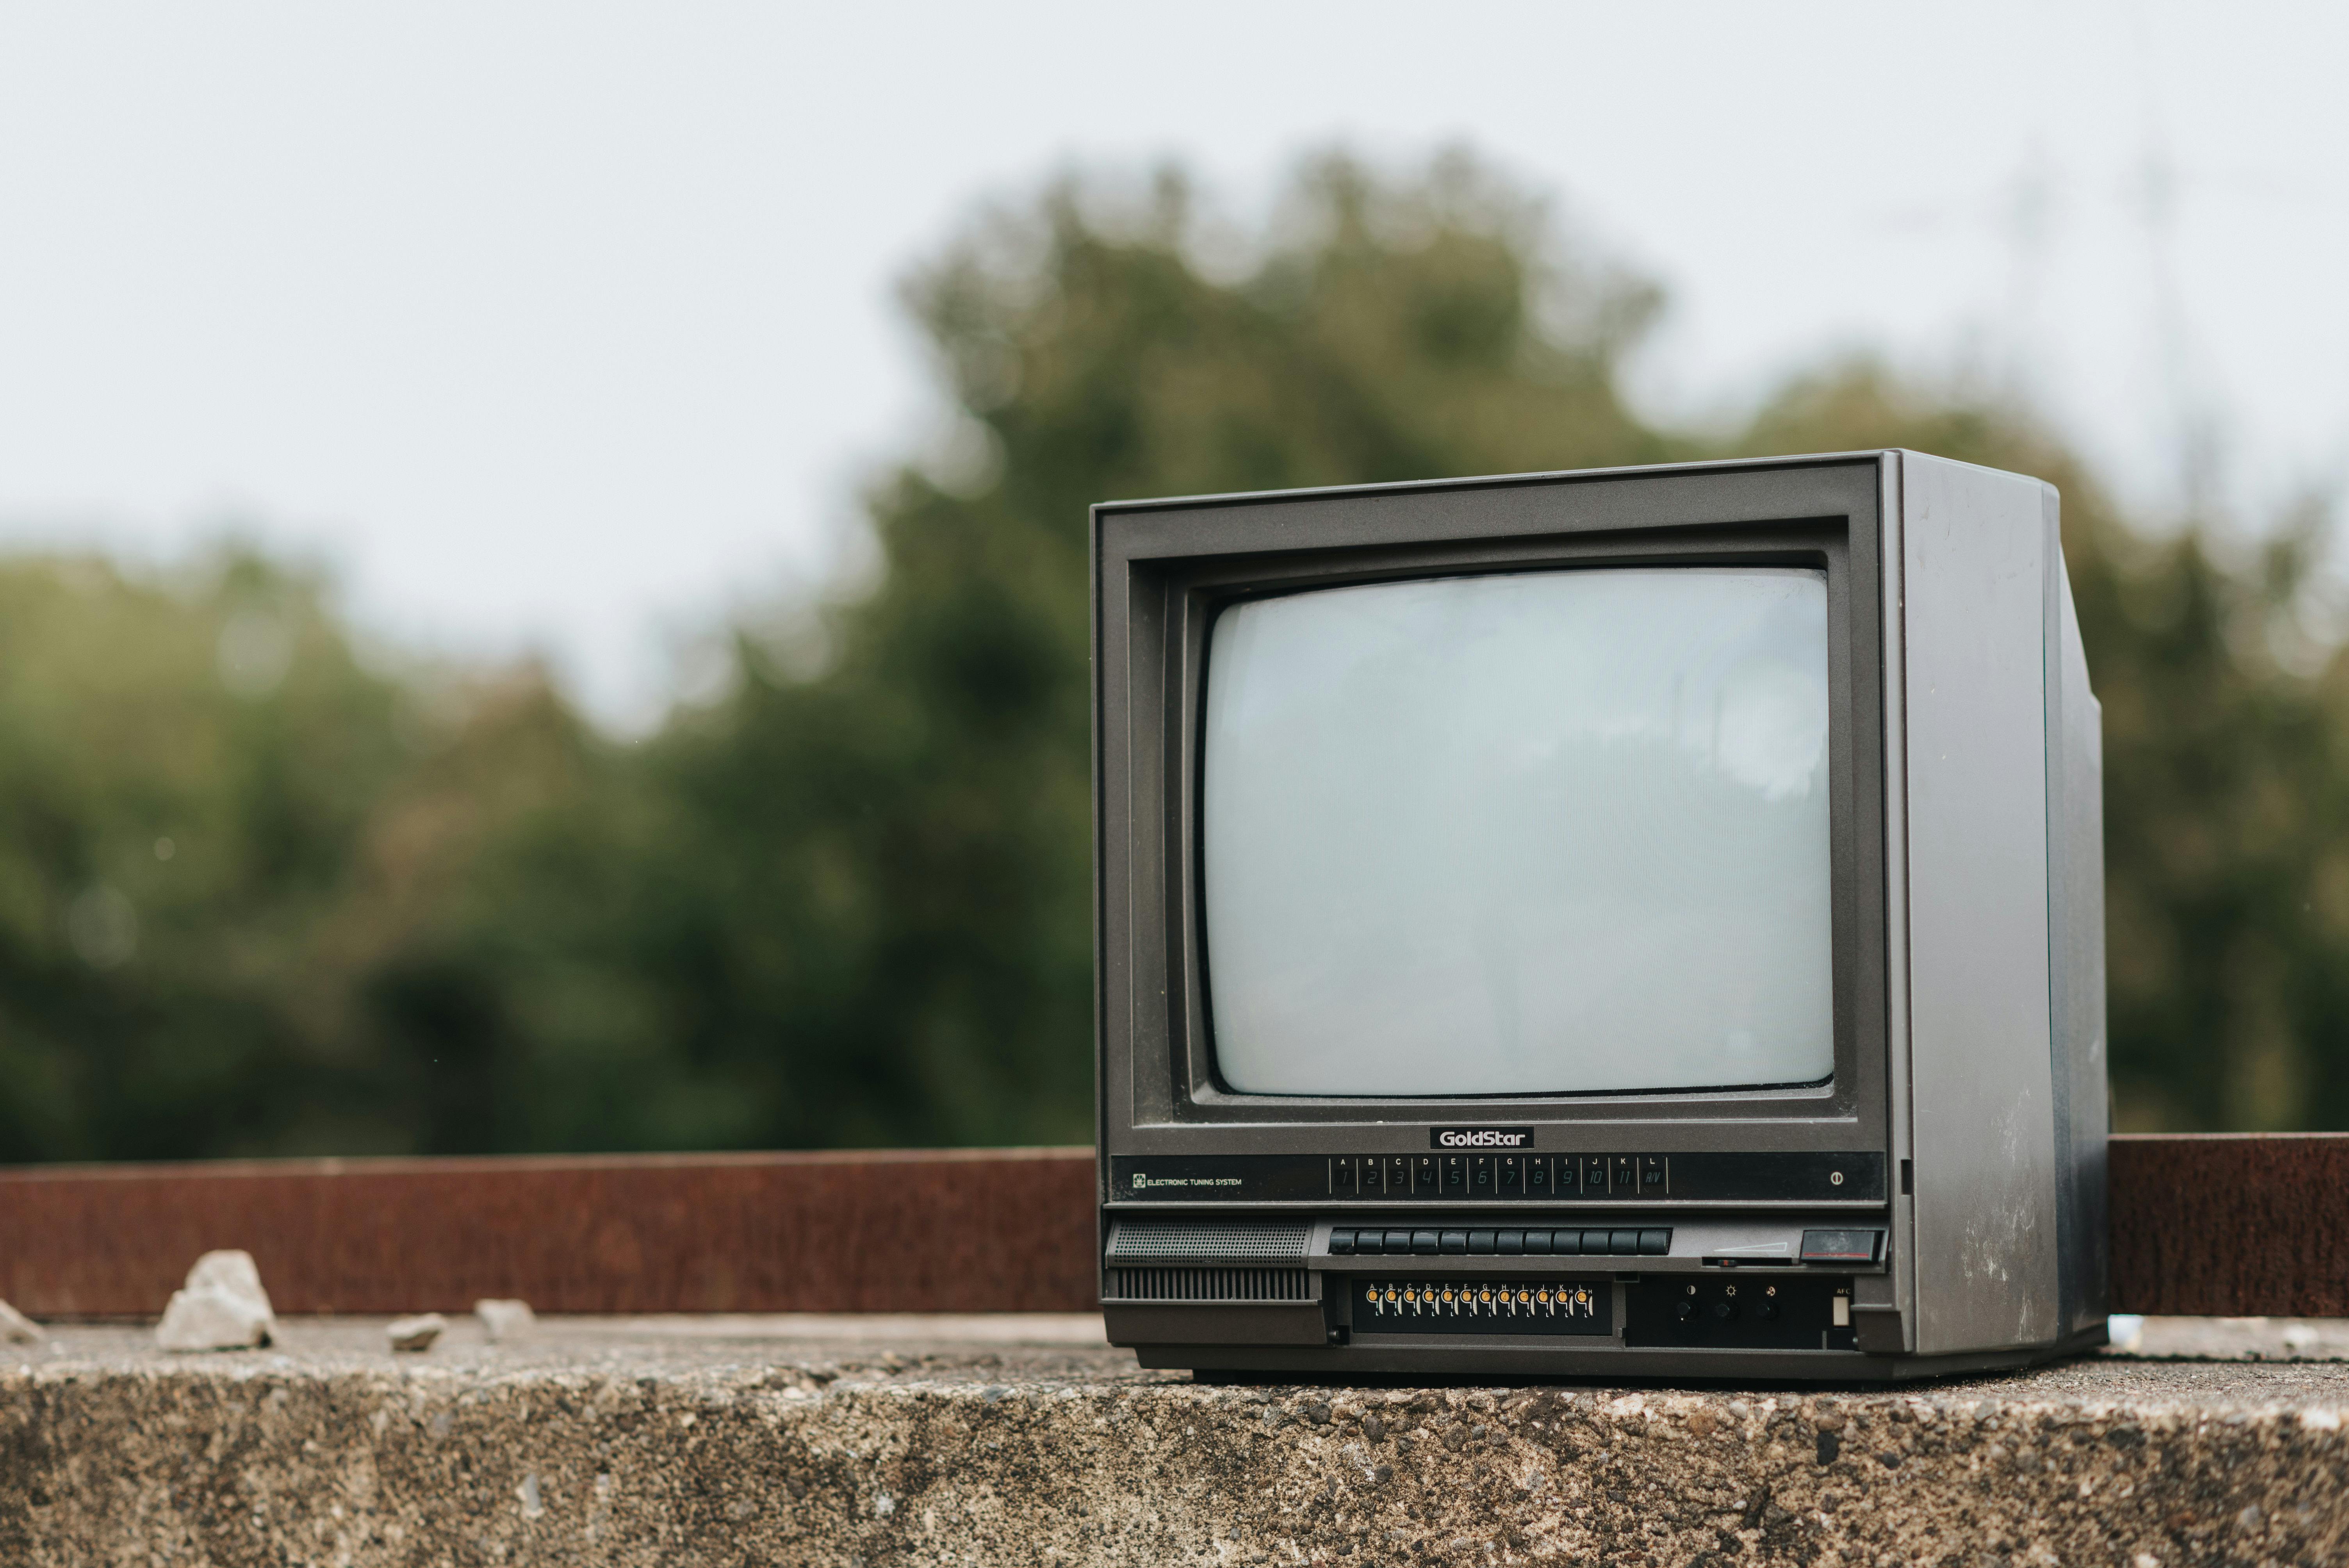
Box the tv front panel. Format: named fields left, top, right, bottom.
left=1093, top=451, right=2107, bottom=1380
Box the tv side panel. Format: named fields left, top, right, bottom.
left=1873, top=454, right=1918, bottom=1352
left=1898, top=454, right=2062, bottom=1356
left=2046, top=527, right=2110, bottom=1338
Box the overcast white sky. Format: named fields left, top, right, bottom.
left=3, top=2, right=2345, bottom=725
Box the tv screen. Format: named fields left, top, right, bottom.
left=1201, top=566, right=1834, bottom=1098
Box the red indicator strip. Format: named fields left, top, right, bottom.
left=1798, top=1229, right=1882, bottom=1263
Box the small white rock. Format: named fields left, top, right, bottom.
left=155, top=1249, right=278, bottom=1352
left=0, top=1298, right=44, bottom=1344
left=387, top=1313, right=447, bottom=1352
left=155, top=1288, right=265, bottom=1351
left=186, top=1250, right=272, bottom=1303
left=474, top=1298, right=536, bottom=1341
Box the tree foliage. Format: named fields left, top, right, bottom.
left=0, top=552, right=417, bottom=1156
left=0, top=152, right=2340, bottom=1160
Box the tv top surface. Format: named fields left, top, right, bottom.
left=1200, top=565, right=1834, bottom=1100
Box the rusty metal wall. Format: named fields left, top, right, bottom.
left=0, top=1135, right=2334, bottom=1319
left=2108, top=1133, right=2349, bottom=1317
left=0, top=1147, right=1101, bottom=1318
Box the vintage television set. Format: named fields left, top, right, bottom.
left=1092, top=451, right=2107, bottom=1379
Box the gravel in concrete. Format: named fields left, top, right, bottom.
left=5, top=1314, right=2348, bottom=1565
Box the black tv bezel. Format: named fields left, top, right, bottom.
left=1191, top=555, right=1843, bottom=1105
left=1094, top=457, right=1892, bottom=1184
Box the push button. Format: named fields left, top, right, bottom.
left=1549, top=1229, right=1579, bottom=1256
left=1467, top=1229, right=1495, bottom=1255
left=1522, top=1229, right=1552, bottom=1255
left=1385, top=1229, right=1412, bottom=1254
left=1412, top=1229, right=1441, bottom=1256
left=1353, top=1229, right=1381, bottom=1256
left=1495, top=1229, right=1524, bottom=1256
left=1609, top=1229, right=1640, bottom=1256
left=1440, top=1229, right=1469, bottom=1255
left=1581, top=1228, right=1612, bottom=1254
left=1329, top=1228, right=1355, bottom=1255
left=1638, top=1228, right=1671, bottom=1256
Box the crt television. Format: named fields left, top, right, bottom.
left=1092, top=451, right=2106, bottom=1380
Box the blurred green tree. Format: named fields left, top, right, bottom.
left=0, top=551, right=418, bottom=1158
left=2, top=150, right=2340, bottom=1160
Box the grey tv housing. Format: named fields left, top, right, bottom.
left=1093, top=451, right=2107, bottom=1380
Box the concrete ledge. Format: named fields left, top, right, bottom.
left=7, top=1317, right=2349, bottom=1565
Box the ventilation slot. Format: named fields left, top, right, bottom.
left=1104, top=1221, right=1311, bottom=1265
left=1105, top=1267, right=1313, bottom=1303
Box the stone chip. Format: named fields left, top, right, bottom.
left=474, top=1299, right=536, bottom=1341
left=154, top=1250, right=277, bottom=1352
left=387, top=1313, right=447, bottom=1352
left=0, top=1298, right=44, bottom=1344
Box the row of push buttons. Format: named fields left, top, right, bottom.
left=1330, top=1226, right=1670, bottom=1257
left=1330, top=1154, right=1667, bottom=1199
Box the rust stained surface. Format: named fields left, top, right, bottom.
left=0, top=1134, right=2337, bottom=1320
left=2108, top=1132, right=2349, bottom=1317
left=0, top=1147, right=1100, bottom=1319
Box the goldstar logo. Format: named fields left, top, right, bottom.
left=1430, top=1127, right=1535, bottom=1149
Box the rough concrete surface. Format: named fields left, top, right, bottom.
left=6, top=1315, right=2349, bottom=1566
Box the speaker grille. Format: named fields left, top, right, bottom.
left=1104, top=1221, right=1311, bottom=1265
left=1104, top=1267, right=1313, bottom=1302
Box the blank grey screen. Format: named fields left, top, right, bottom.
left=1201, top=568, right=1834, bottom=1098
